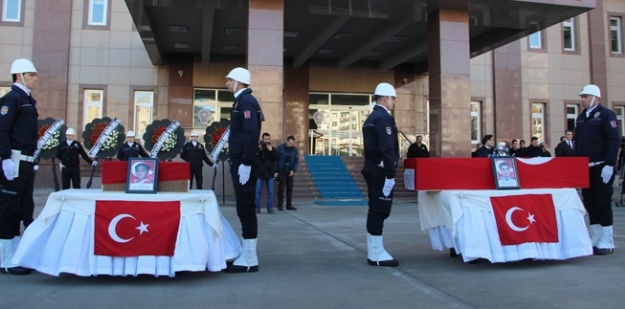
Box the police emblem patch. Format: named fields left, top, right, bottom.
left=244, top=110, right=251, bottom=119
left=0, top=106, right=7, bottom=115
left=594, top=112, right=600, bottom=118
left=386, top=127, right=391, bottom=135
left=611, top=120, right=618, bottom=128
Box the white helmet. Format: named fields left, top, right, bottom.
left=580, top=84, right=601, bottom=98
left=190, top=130, right=199, bottom=137
left=66, top=128, right=76, bottom=135
left=226, top=67, right=251, bottom=85
left=127, top=131, right=135, bottom=137
left=374, top=82, right=397, bottom=97
left=10, top=58, right=37, bottom=74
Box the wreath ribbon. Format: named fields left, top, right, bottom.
left=149, top=120, right=180, bottom=158
left=88, top=118, right=121, bottom=158
left=34, top=118, right=64, bottom=159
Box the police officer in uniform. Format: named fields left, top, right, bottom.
left=574, top=84, right=619, bottom=255
left=0, top=59, right=40, bottom=275
left=56, top=128, right=97, bottom=189
left=224, top=67, right=263, bottom=273
left=180, top=130, right=215, bottom=189
left=361, top=82, right=399, bottom=267
left=116, top=130, right=149, bottom=161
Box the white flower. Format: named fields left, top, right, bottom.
left=42, top=131, right=60, bottom=151
left=160, top=134, right=177, bottom=152
left=101, top=130, right=119, bottom=151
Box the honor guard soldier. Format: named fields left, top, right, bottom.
left=56, top=128, right=97, bottom=189
left=224, top=67, right=263, bottom=273
left=361, top=82, right=399, bottom=267
left=575, top=84, right=620, bottom=255
left=0, top=58, right=40, bottom=275
left=116, top=130, right=149, bottom=161
left=180, top=130, right=215, bottom=189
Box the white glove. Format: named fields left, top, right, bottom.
left=601, top=165, right=614, bottom=184
left=213, top=162, right=219, bottom=170
left=33, top=165, right=39, bottom=171
left=238, top=164, right=251, bottom=185
left=92, top=161, right=98, bottom=166
left=2, top=159, right=15, bottom=181
left=382, top=178, right=395, bottom=197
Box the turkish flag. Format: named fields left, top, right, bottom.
left=490, top=194, right=559, bottom=245
left=94, top=200, right=181, bottom=256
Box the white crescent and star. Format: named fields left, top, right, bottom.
left=108, top=214, right=150, bottom=243
left=504, top=206, right=536, bottom=232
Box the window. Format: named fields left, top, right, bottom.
left=528, top=22, right=542, bottom=49
left=134, top=91, right=154, bottom=144
left=2, top=0, right=20, bottom=22
left=566, top=104, right=578, bottom=132
left=88, top=0, right=107, bottom=26
left=83, top=89, right=104, bottom=126
left=614, top=107, right=624, bottom=138
left=563, top=18, right=575, bottom=51
left=471, top=101, right=481, bottom=144
left=531, top=103, right=546, bottom=142
left=611, top=17, right=622, bottom=55
left=193, top=89, right=233, bottom=128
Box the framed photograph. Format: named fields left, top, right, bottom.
left=491, top=157, right=520, bottom=190
left=126, top=158, right=159, bottom=194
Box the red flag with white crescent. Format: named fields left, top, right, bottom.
left=490, top=194, right=559, bottom=245
left=94, top=200, right=180, bottom=256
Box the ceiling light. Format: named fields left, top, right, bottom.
left=334, top=32, right=354, bottom=40
left=173, top=42, right=190, bottom=49
left=387, top=36, right=406, bottom=43
left=168, top=25, right=188, bottom=33
left=284, top=31, right=299, bottom=38
left=223, top=45, right=240, bottom=51
left=225, top=28, right=245, bottom=35
left=318, top=49, right=335, bottom=55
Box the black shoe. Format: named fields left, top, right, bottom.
left=267, top=209, right=275, bottom=214
left=277, top=207, right=284, bottom=211
left=593, top=248, right=614, bottom=255
left=0, top=266, right=32, bottom=275
left=224, top=264, right=259, bottom=273
left=367, top=259, right=399, bottom=267
left=286, top=206, right=297, bottom=210
left=449, top=248, right=459, bottom=257
left=256, top=208, right=260, bottom=214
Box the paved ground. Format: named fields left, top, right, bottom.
left=1, top=188, right=624, bottom=308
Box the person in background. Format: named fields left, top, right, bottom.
left=473, top=135, right=495, bottom=157
left=539, top=142, right=552, bottom=157
left=180, top=130, right=215, bottom=189
left=555, top=130, right=575, bottom=157
left=0, top=58, right=40, bottom=275
left=509, top=139, right=519, bottom=156
left=275, top=135, right=299, bottom=211
left=116, top=131, right=149, bottom=161
left=575, top=84, right=619, bottom=255
left=361, top=82, right=400, bottom=267
left=517, top=137, right=542, bottom=157
left=56, top=128, right=97, bottom=189
left=406, top=135, right=429, bottom=158
left=255, top=132, right=278, bottom=214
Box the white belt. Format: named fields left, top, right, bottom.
left=19, top=154, right=36, bottom=163
left=588, top=161, right=605, bottom=167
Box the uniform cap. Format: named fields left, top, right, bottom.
left=580, top=84, right=601, bottom=98
left=191, top=130, right=199, bottom=137
left=226, top=67, right=251, bottom=85
left=127, top=131, right=135, bottom=137
left=10, top=58, right=37, bottom=74
left=66, top=128, right=76, bottom=135
left=374, top=82, right=397, bottom=97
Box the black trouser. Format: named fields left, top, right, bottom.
left=190, top=165, right=204, bottom=189
left=582, top=164, right=614, bottom=226
left=362, top=161, right=393, bottom=235
left=0, top=161, right=35, bottom=239
left=277, top=169, right=294, bottom=208
left=229, top=159, right=258, bottom=239
left=61, top=165, right=82, bottom=190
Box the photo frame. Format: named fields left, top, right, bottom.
left=491, top=157, right=520, bottom=190
left=126, top=158, right=159, bottom=194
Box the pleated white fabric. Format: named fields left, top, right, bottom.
left=419, top=188, right=593, bottom=263
left=11, top=189, right=241, bottom=277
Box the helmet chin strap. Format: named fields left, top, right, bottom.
left=589, top=96, right=596, bottom=108
left=233, top=81, right=239, bottom=92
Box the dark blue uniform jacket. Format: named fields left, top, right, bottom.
left=574, top=104, right=620, bottom=166
left=362, top=105, right=399, bottom=179
left=0, top=85, right=38, bottom=160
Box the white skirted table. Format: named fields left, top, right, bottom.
left=11, top=189, right=241, bottom=277
left=418, top=188, right=593, bottom=263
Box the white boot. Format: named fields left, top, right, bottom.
left=225, top=238, right=259, bottom=273
left=0, top=238, right=31, bottom=275
left=589, top=224, right=602, bottom=247
left=367, top=234, right=398, bottom=267
left=595, top=226, right=615, bottom=255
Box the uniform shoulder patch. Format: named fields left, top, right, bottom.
left=244, top=110, right=251, bottom=119
left=611, top=120, right=617, bottom=128
left=1, top=106, right=8, bottom=115
left=386, top=127, right=391, bottom=135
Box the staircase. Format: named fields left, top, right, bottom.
left=341, top=156, right=416, bottom=201
left=305, top=156, right=368, bottom=206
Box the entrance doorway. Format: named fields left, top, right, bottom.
left=308, top=106, right=371, bottom=156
